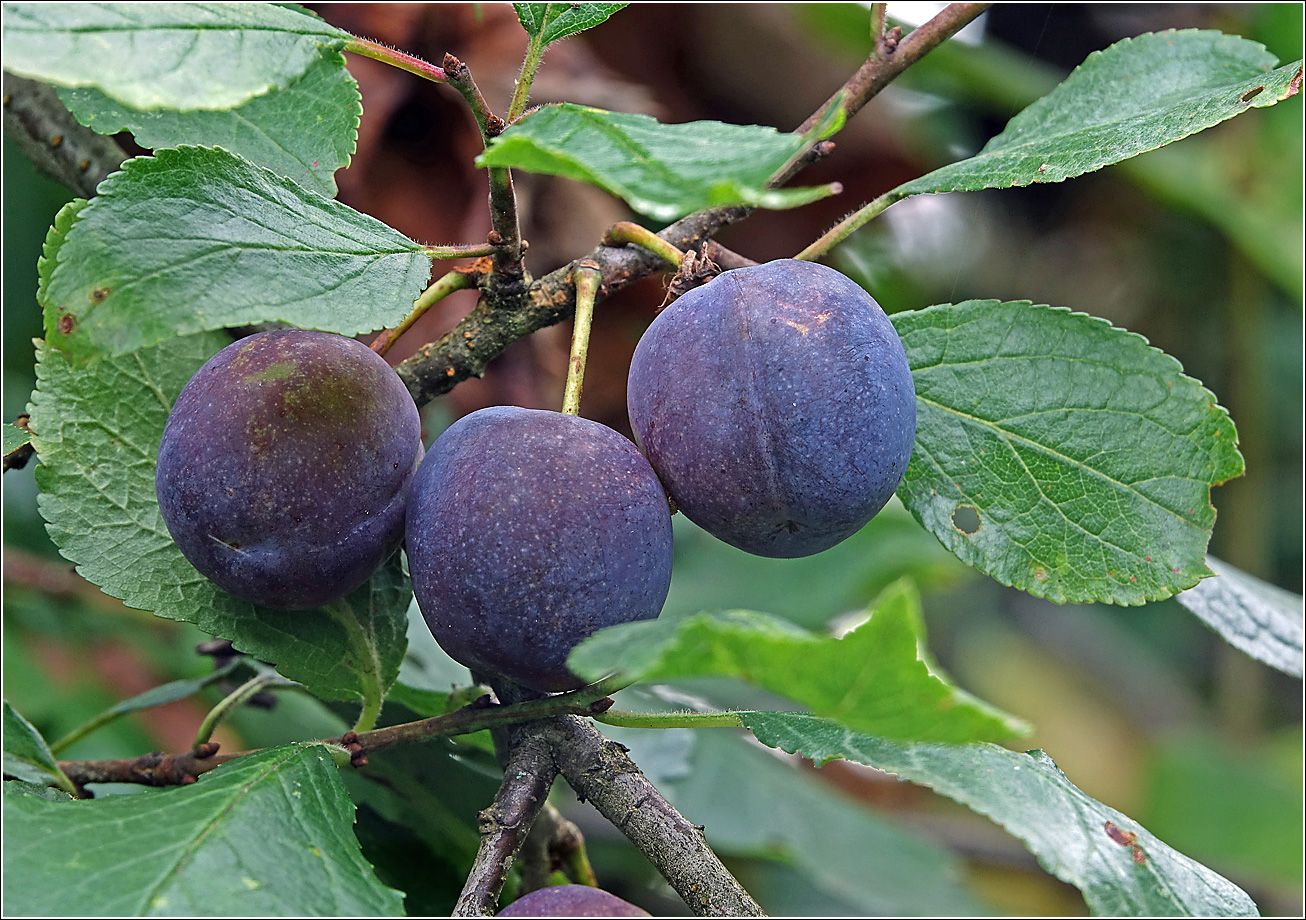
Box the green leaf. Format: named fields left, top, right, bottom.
left=2, top=701, right=76, bottom=796
left=2, top=744, right=404, bottom=916
left=570, top=579, right=1025, bottom=744
left=39, top=146, right=430, bottom=364
left=747, top=712, right=1260, bottom=917
left=0, top=1, right=350, bottom=111
left=513, top=3, right=628, bottom=46
left=478, top=103, right=839, bottom=221
left=891, top=31, right=1302, bottom=198
left=57, top=46, right=360, bottom=196
left=28, top=334, right=411, bottom=713
left=892, top=301, right=1244, bottom=605
left=3, top=422, right=32, bottom=458
left=1175, top=557, right=1304, bottom=677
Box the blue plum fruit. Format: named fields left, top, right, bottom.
left=497, top=884, right=650, bottom=917
left=405, top=407, right=673, bottom=693
left=156, top=329, right=423, bottom=609
left=627, top=259, right=916, bottom=558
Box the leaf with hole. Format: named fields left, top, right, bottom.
left=893, top=300, right=1244, bottom=604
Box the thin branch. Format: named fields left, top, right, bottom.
left=57, top=681, right=621, bottom=788
left=544, top=715, right=765, bottom=916
left=454, top=727, right=558, bottom=917
left=794, top=3, right=990, bottom=137
left=443, top=53, right=506, bottom=145
left=441, top=53, right=529, bottom=311
left=2, top=71, right=126, bottom=198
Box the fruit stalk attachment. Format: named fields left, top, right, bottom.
left=562, top=261, right=602, bottom=416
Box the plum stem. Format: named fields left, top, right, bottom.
left=793, top=190, right=899, bottom=262
left=595, top=709, right=749, bottom=729
left=507, top=26, right=548, bottom=123
left=344, top=37, right=447, bottom=83
left=868, top=2, right=889, bottom=56
left=193, top=672, right=280, bottom=748
left=372, top=269, right=477, bottom=358
left=601, top=222, right=686, bottom=267
left=562, top=262, right=602, bottom=416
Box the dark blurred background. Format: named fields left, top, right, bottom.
left=3, top=4, right=1301, bottom=915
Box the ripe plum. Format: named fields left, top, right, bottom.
left=627, top=259, right=915, bottom=557
left=405, top=407, right=673, bottom=692
left=156, top=329, right=422, bottom=609
left=497, top=884, right=650, bottom=917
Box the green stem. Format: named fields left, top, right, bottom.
left=425, top=242, right=499, bottom=260
left=345, top=37, right=447, bottom=84
left=794, top=191, right=901, bottom=261
left=507, top=32, right=547, bottom=123
left=562, top=263, right=601, bottom=416
left=601, top=222, right=685, bottom=267
left=324, top=599, right=386, bottom=734
left=193, top=674, right=276, bottom=748
left=372, top=269, right=476, bottom=358
left=868, top=2, right=889, bottom=53
left=594, top=709, right=748, bottom=729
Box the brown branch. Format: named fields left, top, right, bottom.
left=58, top=742, right=231, bottom=788
left=2, top=71, right=126, bottom=198
left=544, top=715, right=765, bottom=917
left=794, top=2, right=991, bottom=138
left=56, top=685, right=617, bottom=788
left=395, top=205, right=748, bottom=406
left=442, top=52, right=528, bottom=314
left=454, top=726, right=558, bottom=917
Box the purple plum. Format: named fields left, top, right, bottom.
left=156, top=329, right=422, bottom=609
left=405, top=407, right=673, bottom=692
left=628, top=259, right=916, bottom=557
left=497, top=884, right=650, bottom=917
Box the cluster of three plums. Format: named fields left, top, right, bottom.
left=156, top=261, right=917, bottom=693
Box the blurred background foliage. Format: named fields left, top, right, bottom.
left=3, top=3, right=1301, bottom=916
